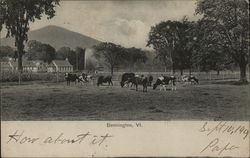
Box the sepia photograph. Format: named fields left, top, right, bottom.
left=0, top=0, right=249, bottom=157
left=1, top=0, right=249, bottom=121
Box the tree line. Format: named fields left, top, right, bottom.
left=0, top=41, right=86, bottom=71
left=0, top=0, right=249, bottom=82
left=93, top=42, right=147, bottom=75
left=146, top=0, right=249, bottom=82
left=93, top=0, right=249, bottom=83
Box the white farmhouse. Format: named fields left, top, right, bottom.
left=47, top=59, right=73, bottom=72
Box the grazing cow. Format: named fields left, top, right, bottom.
left=78, top=73, right=94, bottom=83
left=153, top=76, right=177, bottom=91
left=78, top=73, right=88, bottom=83
left=97, top=75, right=113, bottom=86
left=126, top=75, right=148, bottom=92
left=87, top=75, right=94, bottom=81
left=120, top=73, right=135, bottom=87
left=182, top=75, right=199, bottom=84
left=65, top=73, right=79, bottom=86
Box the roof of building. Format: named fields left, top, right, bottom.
left=0, top=62, right=12, bottom=68
left=53, top=60, right=73, bottom=67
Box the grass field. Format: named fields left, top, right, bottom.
left=1, top=80, right=249, bottom=120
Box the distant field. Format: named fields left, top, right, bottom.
left=1, top=80, right=249, bottom=121
left=1, top=70, right=249, bottom=83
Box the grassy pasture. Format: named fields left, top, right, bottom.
left=1, top=80, right=249, bottom=121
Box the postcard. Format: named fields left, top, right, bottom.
left=1, top=0, right=249, bottom=157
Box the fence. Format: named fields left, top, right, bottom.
left=0, top=71, right=248, bottom=83
left=98, top=71, right=248, bottom=82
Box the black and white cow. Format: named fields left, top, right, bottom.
left=181, top=75, right=199, bottom=84
left=97, top=75, right=113, bottom=86
left=78, top=73, right=94, bottom=83
left=153, top=76, right=177, bottom=91
left=78, top=73, right=88, bottom=83
left=125, top=75, right=149, bottom=92
left=120, top=73, right=135, bottom=87
left=65, top=73, right=80, bottom=86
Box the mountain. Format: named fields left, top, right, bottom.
left=0, top=25, right=101, bottom=50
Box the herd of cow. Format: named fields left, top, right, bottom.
left=64, top=72, right=199, bottom=92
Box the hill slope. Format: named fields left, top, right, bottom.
left=0, top=25, right=101, bottom=50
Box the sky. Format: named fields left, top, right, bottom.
left=1, top=0, right=199, bottom=49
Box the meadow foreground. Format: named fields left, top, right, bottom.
left=1, top=80, right=249, bottom=120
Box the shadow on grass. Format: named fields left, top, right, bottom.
left=211, top=80, right=249, bottom=86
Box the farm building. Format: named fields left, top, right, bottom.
left=0, top=58, right=71, bottom=73
left=47, top=59, right=73, bottom=73
left=9, top=60, right=37, bottom=72
left=32, top=60, right=48, bottom=72
left=0, top=62, right=12, bottom=71
left=0, top=59, right=40, bottom=72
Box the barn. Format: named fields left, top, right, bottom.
left=47, top=59, right=73, bottom=73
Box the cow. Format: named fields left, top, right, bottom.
left=153, top=76, right=177, bottom=91
left=78, top=73, right=94, bottom=83
left=97, top=75, right=113, bottom=86
left=87, top=75, right=94, bottom=81
left=181, top=75, right=199, bottom=84
left=120, top=73, right=135, bottom=88
left=78, top=73, right=88, bottom=83
left=65, top=73, right=80, bottom=86
left=125, top=75, right=149, bottom=92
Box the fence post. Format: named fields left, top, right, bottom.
left=56, top=71, right=59, bottom=83
left=18, top=71, right=21, bottom=85
left=222, top=72, right=224, bottom=80
left=209, top=72, right=212, bottom=80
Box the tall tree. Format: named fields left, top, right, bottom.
left=93, top=42, right=125, bottom=75
left=191, top=20, right=234, bottom=74
left=26, top=40, right=56, bottom=63
left=124, top=47, right=147, bottom=71
left=0, top=46, right=15, bottom=59
left=75, top=47, right=86, bottom=71
left=173, top=18, right=196, bottom=75
left=196, top=0, right=249, bottom=82
left=0, top=0, right=60, bottom=71
left=56, top=47, right=71, bottom=60
left=147, top=20, right=186, bottom=73
left=56, top=46, right=77, bottom=69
